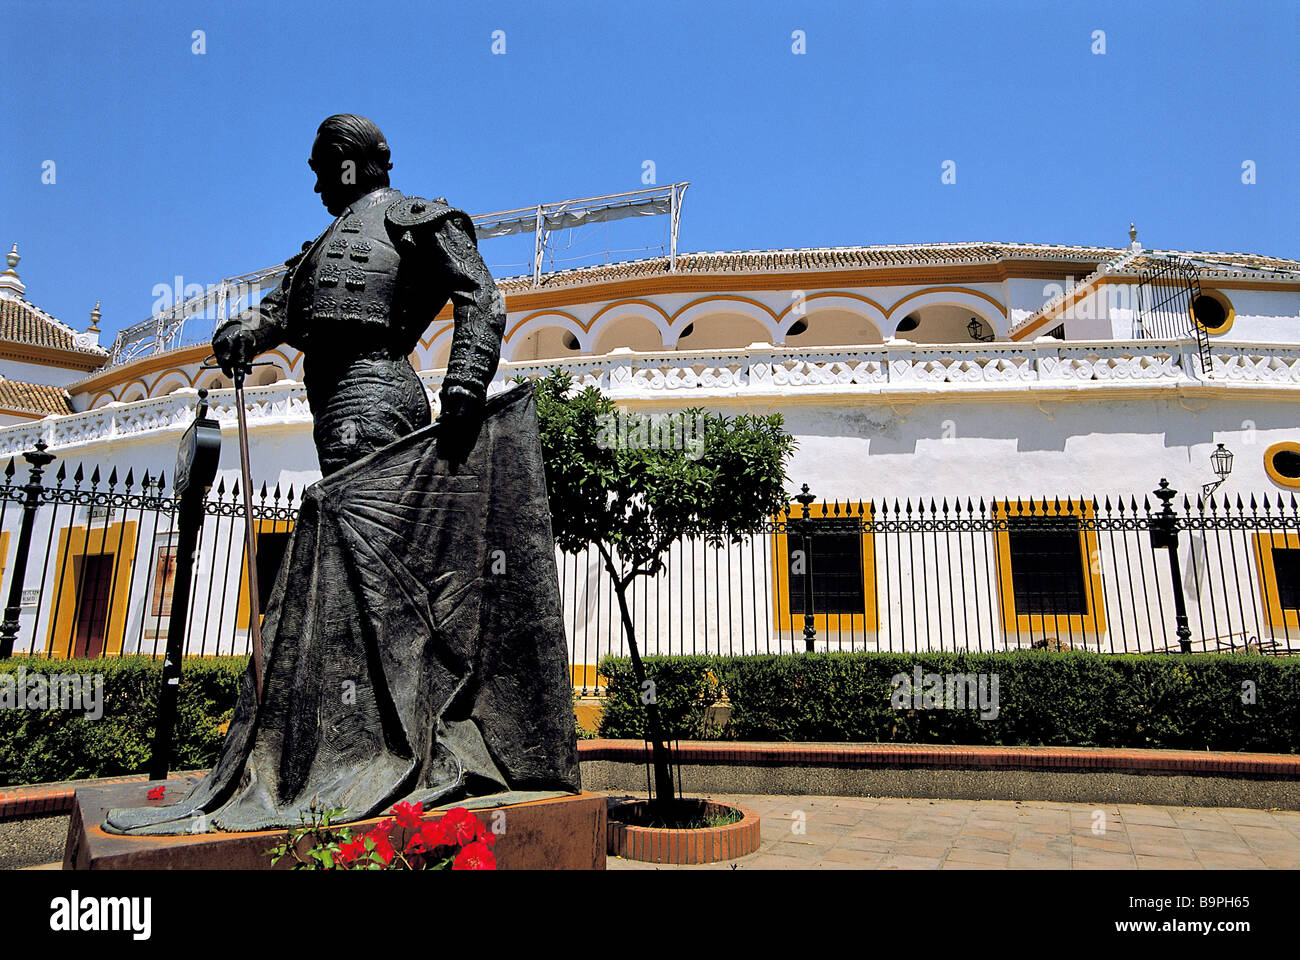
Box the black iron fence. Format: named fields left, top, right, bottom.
left=0, top=441, right=1294, bottom=688
left=563, top=483, right=1300, bottom=691
left=0, top=442, right=295, bottom=661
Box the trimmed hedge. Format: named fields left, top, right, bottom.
left=0, top=656, right=247, bottom=786
left=597, top=652, right=1300, bottom=753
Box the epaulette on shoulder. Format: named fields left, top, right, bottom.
left=385, top=195, right=476, bottom=246
left=284, top=240, right=313, bottom=271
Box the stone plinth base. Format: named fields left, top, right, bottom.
left=64, top=777, right=605, bottom=870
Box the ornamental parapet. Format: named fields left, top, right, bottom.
left=5, top=339, right=1299, bottom=456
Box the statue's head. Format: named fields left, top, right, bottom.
left=310, top=114, right=394, bottom=216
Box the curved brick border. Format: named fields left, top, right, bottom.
left=608, top=799, right=760, bottom=864
left=579, top=740, right=1300, bottom=779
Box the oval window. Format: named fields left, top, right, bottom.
left=1264, top=442, right=1300, bottom=489
left=1192, top=291, right=1234, bottom=335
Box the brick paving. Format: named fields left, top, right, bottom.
left=603, top=792, right=1300, bottom=870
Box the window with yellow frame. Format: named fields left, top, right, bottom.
left=45, top=520, right=138, bottom=658
left=1251, top=530, right=1300, bottom=633
left=993, top=500, right=1106, bottom=638
left=236, top=517, right=295, bottom=628
left=770, top=501, right=877, bottom=636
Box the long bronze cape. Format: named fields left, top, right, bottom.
left=104, top=383, right=580, bottom=835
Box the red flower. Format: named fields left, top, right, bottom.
left=338, top=836, right=368, bottom=864
left=392, top=801, right=424, bottom=831
left=146, top=785, right=165, bottom=800
left=416, top=819, right=451, bottom=850
left=439, top=807, right=482, bottom=846
left=368, top=828, right=395, bottom=865
left=452, top=839, right=496, bottom=871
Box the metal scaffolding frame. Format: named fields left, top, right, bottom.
left=105, top=183, right=691, bottom=367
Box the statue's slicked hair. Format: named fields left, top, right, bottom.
left=315, top=114, right=393, bottom=187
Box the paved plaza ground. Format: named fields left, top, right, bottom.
left=603, top=791, right=1300, bottom=870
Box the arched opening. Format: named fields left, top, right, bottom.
left=248, top=365, right=281, bottom=387
left=154, top=378, right=188, bottom=397
left=893, top=305, right=997, bottom=343
left=510, top=325, right=583, bottom=363
left=591, top=315, right=664, bottom=355
left=784, top=309, right=884, bottom=347
left=428, top=341, right=452, bottom=371
left=674, top=312, right=771, bottom=351
left=119, top=388, right=146, bottom=404
left=198, top=372, right=231, bottom=392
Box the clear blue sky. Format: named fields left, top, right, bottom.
left=2, top=0, right=1296, bottom=339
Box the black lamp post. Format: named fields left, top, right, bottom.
left=966, top=318, right=993, bottom=342
left=1202, top=443, right=1234, bottom=499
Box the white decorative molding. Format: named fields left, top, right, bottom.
left=6, top=341, right=1299, bottom=457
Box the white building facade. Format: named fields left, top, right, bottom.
left=0, top=234, right=1297, bottom=680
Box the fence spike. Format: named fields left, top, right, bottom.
left=216, top=477, right=226, bottom=496
left=1249, top=493, right=1258, bottom=511
left=273, top=482, right=282, bottom=503
left=70, top=463, right=81, bottom=485
left=3, top=458, right=14, bottom=481
left=1291, top=492, right=1298, bottom=511
left=231, top=478, right=240, bottom=498
left=287, top=485, right=296, bottom=504
left=124, top=467, right=134, bottom=489
left=941, top=497, right=949, bottom=515
left=259, top=481, right=268, bottom=501
left=108, top=466, right=118, bottom=488
left=90, top=465, right=101, bottom=488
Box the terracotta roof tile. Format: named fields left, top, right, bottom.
left=0, top=298, right=107, bottom=355
left=0, top=379, right=74, bottom=416
left=494, top=242, right=1300, bottom=292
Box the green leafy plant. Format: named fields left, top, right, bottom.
left=596, top=651, right=1300, bottom=752
left=0, top=656, right=245, bottom=785
left=535, top=369, right=796, bottom=807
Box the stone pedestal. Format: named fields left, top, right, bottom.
left=65, top=776, right=605, bottom=870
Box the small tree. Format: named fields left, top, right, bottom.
left=534, top=370, right=796, bottom=807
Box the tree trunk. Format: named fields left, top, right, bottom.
left=600, top=548, right=676, bottom=809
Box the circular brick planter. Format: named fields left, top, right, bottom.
left=607, top=799, right=760, bottom=864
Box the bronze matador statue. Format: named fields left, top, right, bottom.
left=105, top=115, right=580, bottom=835
left=211, top=114, right=504, bottom=474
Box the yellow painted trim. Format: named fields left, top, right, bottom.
left=992, top=500, right=1107, bottom=637
left=505, top=309, right=586, bottom=342
left=146, top=366, right=196, bottom=393
left=420, top=323, right=455, bottom=350
left=774, top=291, right=889, bottom=322
left=588, top=298, right=673, bottom=327
left=0, top=531, right=11, bottom=599
left=1252, top=531, right=1300, bottom=631
left=669, top=294, right=778, bottom=324
left=770, top=501, right=878, bottom=635
left=1192, top=288, right=1235, bottom=336
left=236, top=517, right=295, bottom=628
left=570, top=664, right=608, bottom=689
left=45, top=521, right=138, bottom=658
left=1264, top=441, right=1300, bottom=490
left=0, top=341, right=106, bottom=372
left=884, top=286, right=1008, bottom=319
